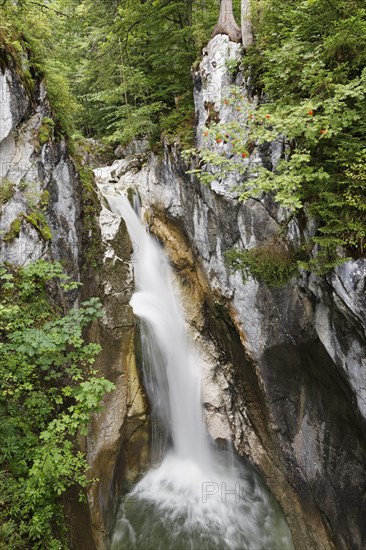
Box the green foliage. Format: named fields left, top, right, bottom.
left=24, top=211, right=52, bottom=241
left=0, top=1, right=79, bottom=136
left=0, top=179, right=15, bottom=206
left=68, top=0, right=198, bottom=143
left=160, top=95, right=196, bottom=147
left=50, top=0, right=226, bottom=144
left=38, top=117, right=55, bottom=146
left=0, top=0, right=242, bottom=146
left=225, top=58, right=241, bottom=77
left=0, top=260, right=114, bottom=548
left=190, top=0, right=366, bottom=273
left=225, top=239, right=299, bottom=287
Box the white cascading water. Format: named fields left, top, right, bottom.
left=104, top=192, right=294, bottom=550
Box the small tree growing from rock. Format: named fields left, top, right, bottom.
left=212, top=0, right=242, bottom=42
left=212, top=0, right=254, bottom=47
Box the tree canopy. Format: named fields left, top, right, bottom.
left=1, top=0, right=236, bottom=144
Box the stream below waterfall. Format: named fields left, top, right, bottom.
left=103, top=191, right=294, bottom=550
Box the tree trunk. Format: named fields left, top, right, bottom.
left=212, top=0, right=242, bottom=43
left=241, top=0, right=254, bottom=48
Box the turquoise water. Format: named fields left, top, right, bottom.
left=110, top=449, right=294, bottom=550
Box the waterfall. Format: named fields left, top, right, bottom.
left=104, top=192, right=293, bottom=550
left=106, top=193, right=210, bottom=465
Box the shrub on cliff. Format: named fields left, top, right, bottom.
left=190, top=0, right=366, bottom=278
left=0, top=260, right=114, bottom=548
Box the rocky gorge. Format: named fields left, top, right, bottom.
left=1, top=30, right=366, bottom=550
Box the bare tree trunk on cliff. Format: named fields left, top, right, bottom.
left=241, top=0, right=254, bottom=48
left=212, top=0, right=242, bottom=43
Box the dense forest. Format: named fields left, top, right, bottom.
left=1, top=0, right=234, bottom=143
left=1, top=0, right=366, bottom=547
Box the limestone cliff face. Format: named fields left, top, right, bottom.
left=97, top=34, right=366, bottom=550
left=0, top=45, right=148, bottom=550
left=0, top=57, right=81, bottom=276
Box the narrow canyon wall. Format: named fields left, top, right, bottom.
left=0, top=45, right=148, bottom=549
left=82, top=203, right=149, bottom=549
left=96, top=34, right=366, bottom=550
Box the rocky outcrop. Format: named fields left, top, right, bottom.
left=0, top=58, right=81, bottom=278
left=95, top=34, right=366, bottom=550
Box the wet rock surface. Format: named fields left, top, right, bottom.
left=83, top=205, right=149, bottom=549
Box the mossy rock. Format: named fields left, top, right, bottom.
left=3, top=216, right=23, bottom=242
left=24, top=211, right=52, bottom=241
left=226, top=238, right=299, bottom=287
left=2, top=207, right=52, bottom=245
left=0, top=179, right=16, bottom=206
left=38, top=117, right=55, bottom=146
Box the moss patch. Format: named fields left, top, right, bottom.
left=0, top=179, right=16, bottom=206
left=3, top=216, right=23, bottom=242
left=24, top=211, right=52, bottom=241
left=38, top=117, right=55, bottom=146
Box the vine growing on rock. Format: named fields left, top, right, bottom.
left=0, top=260, right=114, bottom=548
